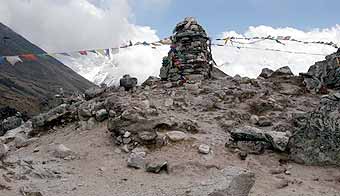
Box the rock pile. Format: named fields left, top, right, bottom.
left=160, top=17, right=214, bottom=82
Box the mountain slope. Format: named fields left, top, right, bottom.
left=0, top=23, right=95, bottom=116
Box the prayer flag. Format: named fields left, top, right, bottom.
left=142, top=41, right=150, bottom=46
left=5, top=56, right=23, bottom=65
left=89, top=50, right=97, bottom=54
left=0, top=57, right=5, bottom=65
left=283, top=36, right=291, bottom=40
left=79, top=51, right=88, bottom=55
left=105, top=49, right=111, bottom=58
left=223, top=37, right=230, bottom=45
left=20, top=54, right=38, bottom=61
left=60, top=53, right=71, bottom=57
left=96, top=49, right=106, bottom=56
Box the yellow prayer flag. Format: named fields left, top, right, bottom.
left=96, top=49, right=106, bottom=56
left=223, top=37, right=230, bottom=45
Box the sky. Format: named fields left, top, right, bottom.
left=0, top=0, right=339, bottom=84
left=1, top=0, right=339, bottom=51
left=130, top=0, right=340, bottom=38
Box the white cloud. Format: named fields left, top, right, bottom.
left=57, top=25, right=340, bottom=86
left=215, top=25, right=340, bottom=77
left=0, top=1, right=339, bottom=85
left=0, top=0, right=159, bottom=52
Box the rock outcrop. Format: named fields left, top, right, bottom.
left=301, top=50, right=340, bottom=93
left=289, top=93, right=340, bottom=166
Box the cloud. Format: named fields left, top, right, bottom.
left=57, top=25, right=340, bottom=86
left=0, top=0, right=159, bottom=52
left=215, top=25, right=340, bottom=77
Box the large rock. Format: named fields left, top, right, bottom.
left=31, top=104, right=77, bottom=135
left=289, top=95, right=340, bottom=166
left=53, top=144, right=74, bottom=159
left=127, top=152, right=146, bottom=169
left=95, top=109, right=108, bottom=122
left=259, top=68, right=274, bottom=78
left=0, top=116, right=22, bottom=136
left=120, top=74, right=138, bottom=91
left=0, top=143, right=9, bottom=159
left=166, top=131, right=187, bottom=142
left=271, top=66, right=294, bottom=77
left=301, top=50, right=340, bottom=93
left=230, top=126, right=289, bottom=152
left=85, top=87, right=105, bottom=101
left=190, top=167, right=255, bottom=196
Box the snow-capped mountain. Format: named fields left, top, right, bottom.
left=56, top=25, right=340, bottom=86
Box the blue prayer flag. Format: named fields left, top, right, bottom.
left=0, top=57, right=5, bottom=65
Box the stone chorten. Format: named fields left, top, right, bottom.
left=160, top=17, right=214, bottom=82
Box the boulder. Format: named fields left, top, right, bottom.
left=31, top=104, right=76, bottom=135
left=145, top=161, right=168, bottom=174
left=84, top=87, right=105, bottom=101
left=271, top=66, right=294, bottom=77
left=230, top=126, right=289, bottom=152
left=166, top=131, right=187, bottom=142
left=0, top=116, right=22, bottom=136
left=301, top=51, right=340, bottom=93
left=190, top=167, right=255, bottom=196
left=289, top=96, right=340, bottom=166
left=52, top=144, right=74, bottom=159
left=257, top=116, right=272, bottom=127
left=198, top=144, right=210, bottom=154
left=142, top=76, right=160, bottom=87
left=127, top=152, right=146, bottom=169
left=0, top=143, right=9, bottom=159
left=120, top=74, right=138, bottom=91
left=95, top=109, right=108, bottom=122
left=13, top=135, right=37, bottom=148
left=259, top=68, right=274, bottom=78
left=78, top=107, right=92, bottom=121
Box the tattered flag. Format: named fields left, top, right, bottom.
left=20, top=54, right=38, bottom=61
left=5, top=56, right=23, bottom=65
left=79, top=51, right=88, bottom=55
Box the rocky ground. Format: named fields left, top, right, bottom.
left=1, top=66, right=340, bottom=196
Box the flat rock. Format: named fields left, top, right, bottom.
left=53, top=144, right=73, bottom=159
left=231, top=126, right=289, bottom=152
left=0, top=143, right=9, bottom=159
left=166, top=131, right=187, bottom=142
left=259, top=68, right=274, bottom=78
left=145, top=161, right=168, bottom=174
left=95, top=109, right=108, bottom=122
left=271, top=66, right=294, bottom=77
left=127, top=152, right=146, bottom=169
left=198, top=144, right=210, bottom=154
left=190, top=167, right=255, bottom=196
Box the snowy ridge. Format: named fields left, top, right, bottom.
left=57, top=25, right=340, bottom=86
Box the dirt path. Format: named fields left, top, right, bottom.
left=1, top=122, right=340, bottom=196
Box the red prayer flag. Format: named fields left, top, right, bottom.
left=20, top=54, right=38, bottom=61
left=79, top=51, right=88, bottom=55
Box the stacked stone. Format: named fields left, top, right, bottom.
left=160, top=17, right=214, bottom=81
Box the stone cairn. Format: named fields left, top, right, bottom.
left=160, top=17, right=215, bottom=82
